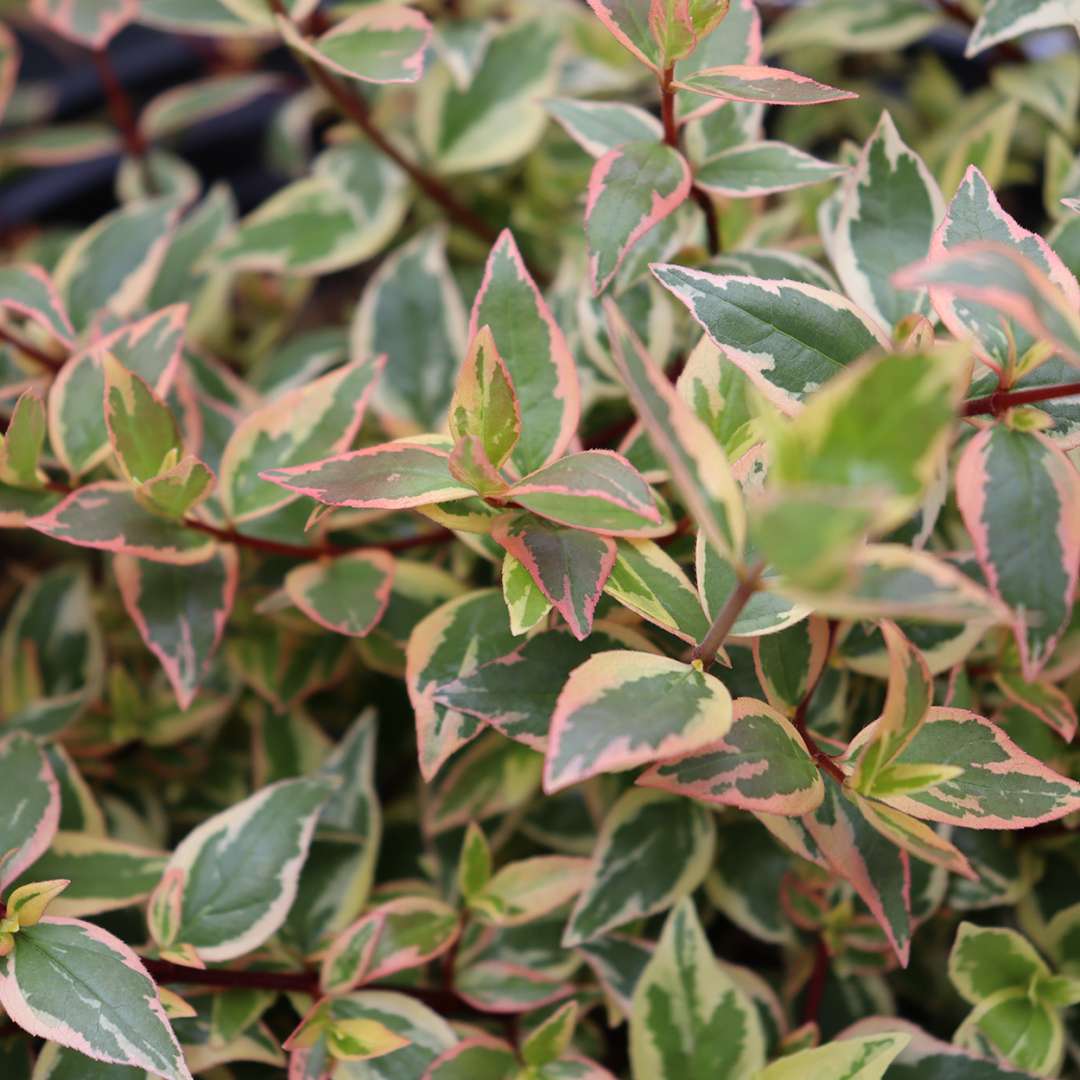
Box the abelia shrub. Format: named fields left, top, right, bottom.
left=1, top=0, right=1080, bottom=1077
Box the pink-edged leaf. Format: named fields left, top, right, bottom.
left=895, top=241, right=1080, bottom=368
left=320, top=911, right=387, bottom=996
left=674, top=63, right=856, bottom=105
left=508, top=450, right=664, bottom=537
left=115, top=547, right=239, bottom=710
left=423, top=1036, right=518, bottom=1080
left=693, top=141, right=847, bottom=198
left=751, top=616, right=831, bottom=715
left=454, top=960, right=575, bottom=1014
left=852, top=620, right=933, bottom=790
left=448, top=324, right=521, bottom=471
left=585, top=141, right=691, bottom=295
left=804, top=775, right=912, bottom=966
left=284, top=551, right=395, bottom=638
left=673, top=0, right=761, bottom=122
left=29, top=0, right=138, bottom=49
left=363, top=896, right=461, bottom=984
left=470, top=230, right=579, bottom=474
left=491, top=512, right=616, bottom=641
left=0, top=732, right=60, bottom=892
left=956, top=425, right=1080, bottom=678
left=584, top=0, right=664, bottom=72
left=605, top=301, right=744, bottom=561
left=995, top=670, right=1078, bottom=742
left=0, top=264, right=74, bottom=350
left=222, top=356, right=384, bottom=522
left=929, top=166, right=1080, bottom=376
left=545, top=98, right=663, bottom=159
left=262, top=441, right=474, bottom=511
left=637, top=697, right=825, bottom=816
left=0, top=916, right=191, bottom=1079
left=0, top=23, right=17, bottom=126
left=447, top=435, right=508, bottom=496
left=276, top=5, right=432, bottom=85
left=470, top=855, right=592, bottom=927
left=852, top=795, right=976, bottom=879
left=28, top=482, right=217, bottom=565
left=544, top=651, right=733, bottom=792
left=880, top=707, right=1080, bottom=829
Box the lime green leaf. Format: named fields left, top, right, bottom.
left=471, top=856, right=591, bottom=927
left=950, top=921, right=1051, bottom=1004
left=0, top=389, right=46, bottom=489
left=502, top=553, right=551, bottom=635
left=955, top=988, right=1063, bottom=1076
left=449, top=324, right=521, bottom=471
left=756, top=1032, right=910, bottom=1080
left=103, top=355, right=182, bottom=485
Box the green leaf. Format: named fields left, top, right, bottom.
left=363, top=896, right=460, bottom=983
left=502, top=553, right=551, bottom=635
left=523, top=1001, right=578, bottom=1067
left=28, top=0, right=137, bottom=48
left=966, top=0, right=1080, bottom=57
left=0, top=264, right=73, bottom=350
left=0, top=917, right=190, bottom=1079
left=751, top=617, right=830, bottom=714
left=457, top=822, right=492, bottom=901
left=0, top=733, right=59, bottom=891
left=957, top=425, right=1080, bottom=679
left=764, top=0, right=943, bottom=52
left=140, top=72, right=283, bottom=139
left=546, top=98, right=663, bottom=158
left=509, top=451, right=663, bottom=537
left=949, top=922, right=1050, bottom=1005
left=756, top=1032, right=910, bottom=1080
left=695, top=142, right=847, bottom=197
left=448, top=325, right=521, bottom=471
left=29, top=482, right=217, bottom=565
left=995, top=670, right=1077, bottom=742
left=652, top=264, right=890, bottom=414
left=674, top=64, right=855, bottom=105
left=103, top=355, right=182, bottom=485
left=629, top=898, right=766, bottom=1080
left=351, top=227, right=467, bottom=431
left=831, top=111, right=944, bottom=330
left=544, top=651, right=733, bottom=792
left=638, top=697, right=824, bottom=817
left=491, top=513, right=615, bottom=641
left=425, top=1037, right=519, bottom=1080
left=606, top=301, right=743, bottom=561
left=263, top=439, right=473, bottom=512
left=417, top=20, right=560, bottom=174
left=564, top=789, right=714, bottom=946
left=137, top=456, right=214, bottom=518
left=471, top=856, right=591, bottom=927
left=586, top=142, right=691, bottom=295
left=469, top=230, right=579, bottom=474
left=955, top=988, right=1063, bottom=1076
left=278, top=6, right=431, bottom=84
left=148, top=776, right=335, bottom=962
left=284, top=552, right=395, bottom=638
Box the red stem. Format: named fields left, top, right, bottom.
left=801, top=936, right=830, bottom=1025
left=962, top=380, right=1080, bottom=417
left=791, top=621, right=847, bottom=784
left=92, top=49, right=148, bottom=161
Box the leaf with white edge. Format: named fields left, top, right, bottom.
left=54, top=198, right=177, bottom=332
left=673, top=0, right=761, bottom=118
left=880, top=707, right=1080, bottom=829
left=957, top=426, right=1080, bottom=679
left=351, top=227, right=467, bottom=431
left=854, top=797, right=975, bottom=878
left=435, top=624, right=655, bottom=751
left=629, top=898, right=766, bottom=1080
left=652, top=265, right=890, bottom=414
left=805, top=776, right=913, bottom=965
left=221, top=357, right=383, bottom=522
left=491, top=513, right=615, bottom=641
left=637, top=698, right=824, bottom=817
left=770, top=348, right=969, bottom=533
left=103, top=356, right=182, bottom=485
left=470, top=230, right=579, bottom=474
left=605, top=538, right=711, bottom=644
left=29, top=483, right=216, bottom=565
left=765, top=0, right=944, bottom=52
left=586, top=142, right=691, bottom=296
left=523, top=1001, right=578, bottom=1067
left=448, top=325, right=521, bottom=471
left=756, top=1032, right=910, bottom=1080
left=406, top=589, right=519, bottom=779
left=949, top=921, right=1050, bottom=1005
left=995, top=670, right=1078, bottom=742
left=29, top=0, right=137, bottom=49
left=933, top=167, right=1080, bottom=376
left=417, top=20, right=560, bottom=175
left=213, top=143, right=408, bottom=277
left=277, top=5, right=431, bottom=85
left=148, top=776, right=335, bottom=962
left=9, top=833, right=166, bottom=919
left=0, top=734, right=59, bottom=892
left=0, top=916, right=190, bottom=1079
left=544, top=651, right=733, bottom=792
left=0, top=265, right=73, bottom=350
left=471, top=856, right=591, bottom=927
left=363, top=896, right=461, bottom=984
left=955, top=988, right=1063, bottom=1077
left=139, top=72, right=282, bottom=139
left=285, top=552, right=395, bottom=638
left=509, top=451, right=663, bottom=537
left=695, top=142, right=847, bottom=197
left=752, top=617, right=830, bottom=715
left=674, top=64, right=856, bottom=105
left=546, top=99, right=663, bottom=158
left=502, top=554, right=551, bottom=636
left=832, top=112, right=945, bottom=330
left=566, top=789, right=713, bottom=947
left=320, top=912, right=387, bottom=996
left=966, top=0, right=1080, bottom=56
left=853, top=621, right=933, bottom=791
left=895, top=242, right=1080, bottom=368
left=606, top=300, right=743, bottom=560
left=262, top=441, right=473, bottom=511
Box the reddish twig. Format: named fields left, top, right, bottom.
left=801, top=936, right=830, bottom=1025
left=91, top=49, right=148, bottom=161
left=692, top=559, right=766, bottom=668
left=962, top=380, right=1080, bottom=418
left=791, top=621, right=846, bottom=784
